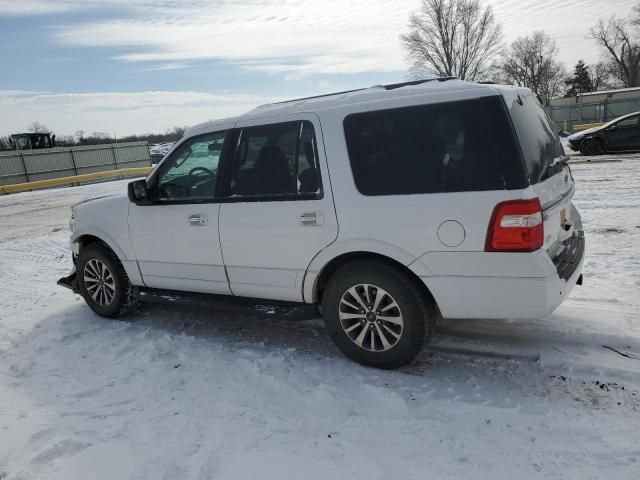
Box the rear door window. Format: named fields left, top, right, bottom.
left=507, top=93, right=565, bottom=184
left=343, top=96, right=528, bottom=196
left=230, top=120, right=321, bottom=198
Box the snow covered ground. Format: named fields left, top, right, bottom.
left=1, top=155, right=639, bottom=479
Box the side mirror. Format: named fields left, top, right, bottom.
left=128, top=179, right=152, bottom=205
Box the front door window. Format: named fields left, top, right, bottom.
left=156, top=131, right=226, bottom=201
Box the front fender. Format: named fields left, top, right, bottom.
left=71, top=227, right=144, bottom=286
left=72, top=227, right=128, bottom=261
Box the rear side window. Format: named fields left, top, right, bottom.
left=343, top=96, right=528, bottom=196
left=231, top=120, right=321, bottom=198
left=507, top=93, right=565, bottom=184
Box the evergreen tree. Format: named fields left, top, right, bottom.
left=565, top=60, right=594, bottom=96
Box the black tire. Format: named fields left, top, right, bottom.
left=322, top=260, right=434, bottom=369
left=579, top=138, right=603, bottom=156
left=77, top=243, right=138, bottom=318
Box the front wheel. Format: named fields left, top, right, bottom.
left=579, top=138, right=603, bottom=156
left=77, top=243, right=138, bottom=318
left=322, top=261, right=434, bottom=369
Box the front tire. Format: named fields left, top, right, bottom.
left=77, top=243, right=138, bottom=318
left=322, top=261, right=434, bottom=369
left=579, top=138, right=603, bottom=156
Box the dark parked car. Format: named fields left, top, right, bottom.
left=568, top=111, right=640, bottom=155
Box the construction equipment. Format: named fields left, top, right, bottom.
left=10, top=132, right=56, bottom=151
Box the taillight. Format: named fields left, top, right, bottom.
left=485, top=199, right=544, bottom=252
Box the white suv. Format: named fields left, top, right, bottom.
left=59, top=79, right=585, bottom=369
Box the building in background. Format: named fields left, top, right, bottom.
left=547, top=87, right=640, bottom=133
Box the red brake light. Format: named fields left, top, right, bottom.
left=485, top=199, right=544, bottom=252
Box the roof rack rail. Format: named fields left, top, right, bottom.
left=382, top=77, right=458, bottom=90
left=271, top=88, right=367, bottom=105
left=264, top=76, right=458, bottom=107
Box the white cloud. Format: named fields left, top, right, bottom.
left=0, top=0, right=74, bottom=15
left=53, top=0, right=418, bottom=75
left=40, top=0, right=639, bottom=74
left=0, top=90, right=272, bottom=137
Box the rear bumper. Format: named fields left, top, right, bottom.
left=420, top=232, right=585, bottom=320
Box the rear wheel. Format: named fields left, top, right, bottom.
left=322, top=261, right=433, bottom=369
left=77, top=243, right=138, bottom=318
left=579, top=138, right=603, bottom=156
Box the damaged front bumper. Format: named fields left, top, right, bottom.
left=58, top=252, right=79, bottom=294
left=57, top=268, right=78, bottom=292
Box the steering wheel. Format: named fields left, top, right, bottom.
left=188, top=166, right=214, bottom=177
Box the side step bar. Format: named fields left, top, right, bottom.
left=139, top=288, right=321, bottom=321
left=57, top=274, right=321, bottom=321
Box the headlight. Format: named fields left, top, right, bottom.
left=69, top=212, right=76, bottom=233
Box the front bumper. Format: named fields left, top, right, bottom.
left=58, top=251, right=79, bottom=293
left=57, top=267, right=78, bottom=292
left=568, top=139, right=582, bottom=151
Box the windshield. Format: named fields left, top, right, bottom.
left=507, top=92, right=566, bottom=184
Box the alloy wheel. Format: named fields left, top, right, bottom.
left=83, top=259, right=116, bottom=307
left=338, top=284, right=404, bottom=352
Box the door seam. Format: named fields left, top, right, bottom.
left=217, top=204, right=235, bottom=295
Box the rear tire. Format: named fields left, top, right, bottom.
left=77, top=243, right=138, bottom=318
left=579, top=138, right=603, bottom=156
left=322, top=260, right=433, bottom=369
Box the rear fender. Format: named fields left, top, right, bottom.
left=302, top=238, right=432, bottom=303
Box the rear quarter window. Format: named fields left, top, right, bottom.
left=506, top=93, right=565, bottom=184
left=343, top=96, right=528, bottom=196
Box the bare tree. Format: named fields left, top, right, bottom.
left=590, top=11, right=640, bottom=88
left=0, top=135, right=13, bottom=151
left=28, top=121, right=50, bottom=134
left=499, top=31, right=567, bottom=104
left=55, top=135, right=76, bottom=147
left=400, top=0, right=503, bottom=81
left=169, top=126, right=187, bottom=139
left=590, top=61, right=617, bottom=90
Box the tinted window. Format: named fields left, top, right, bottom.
left=157, top=131, right=225, bottom=200
left=507, top=93, right=565, bottom=183
left=344, top=96, right=527, bottom=196
left=32, top=135, right=50, bottom=149
left=614, top=115, right=639, bottom=128
left=231, top=120, right=321, bottom=197
left=297, top=121, right=321, bottom=194
left=15, top=137, right=29, bottom=150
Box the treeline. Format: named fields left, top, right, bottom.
left=0, top=125, right=187, bottom=151
left=401, top=0, right=640, bottom=103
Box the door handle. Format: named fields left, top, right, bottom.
left=188, top=214, right=208, bottom=226
left=299, top=212, right=325, bottom=226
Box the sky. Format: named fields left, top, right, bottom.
left=0, top=0, right=638, bottom=137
